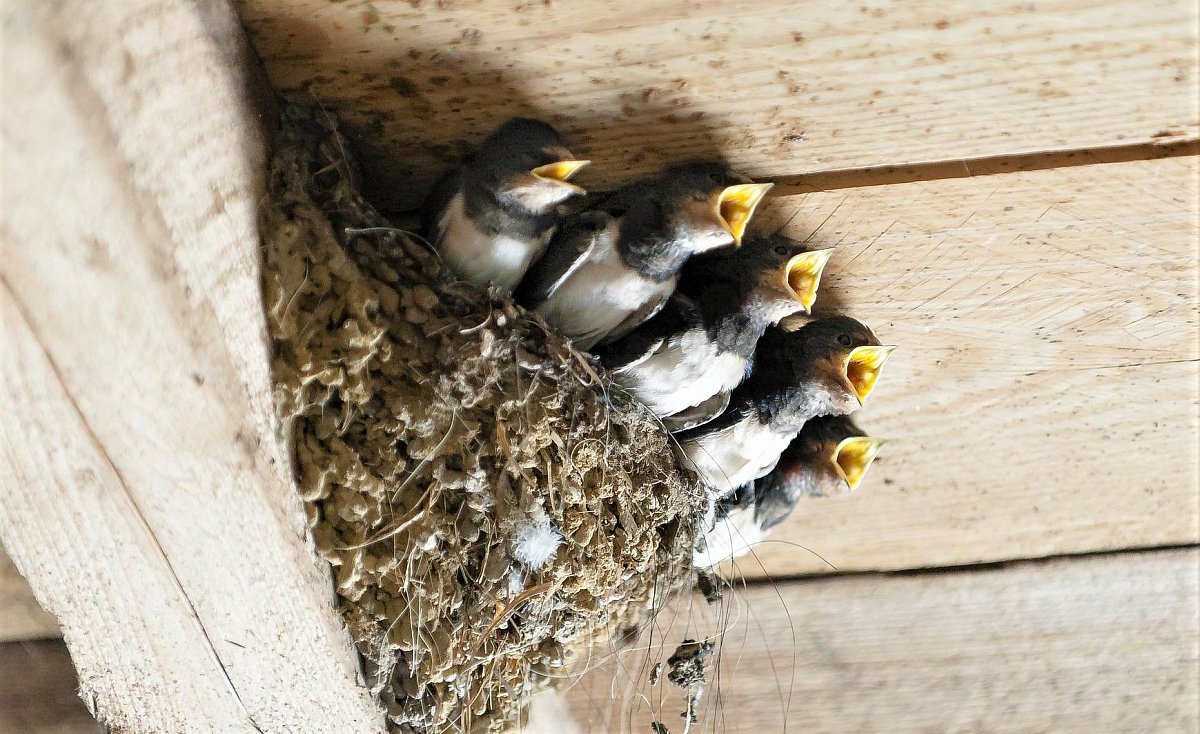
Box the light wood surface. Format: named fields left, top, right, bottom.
left=732, top=155, right=1200, bottom=578
left=566, top=548, right=1200, bottom=734
left=11, top=550, right=1196, bottom=734
left=0, top=1, right=381, bottom=731
left=233, top=0, right=1200, bottom=209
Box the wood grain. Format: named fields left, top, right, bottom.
left=733, top=154, right=1200, bottom=578
left=566, top=548, right=1200, bottom=734
left=0, top=1, right=382, bottom=731
left=5, top=552, right=1196, bottom=734
left=233, top=0, right=1200, bottom=210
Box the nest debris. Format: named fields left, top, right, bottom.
left=649, top=639, right=716, bottom=733
left=665, top=639, right=714, bottom=691
left=260, top=97, right=706, bottom=732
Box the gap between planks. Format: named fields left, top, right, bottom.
left=564, top=546, right=1199, bottom=734
left=729, top=540, right=1200, bottom=588
left=766, top=138, right=1199, bottom=194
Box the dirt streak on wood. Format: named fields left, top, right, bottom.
left=567, top=548, right=1200, bottom=733
left=0, top=1, right=381, bottom=731
left=233, top=0, right=1200, bottom=210
left=736, top=154, right=1199, bottom=578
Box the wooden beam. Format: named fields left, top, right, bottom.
left=568, top=548, right=1200, bottom=733
left=233, top=0, right=1199, bottom=209
left=735, top=155, right=1200, bottom=578
left=0, top=1, right=381, bottom=731
left=4, top=552, right=1196, bottom=734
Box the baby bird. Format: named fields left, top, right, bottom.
left=693, top=415, right=884, bottom=567
left=595, top=235, right=834, bottom=431
left=675, top=316, right=893, bottom=499
left=514, top=162, right=773, bottom=350
left=422, top=118, right=589, bottom=293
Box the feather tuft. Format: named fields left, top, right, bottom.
left=512, top=514, right=564, bottom=570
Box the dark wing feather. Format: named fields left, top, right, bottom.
left=420, top=167, right=464, bottom=245
left=596, top=294, right=702, bottom=373
left=672, top=389, right=755, bottom=443
left=752, top=471, right=800, bottom=531
left=514, top=211, right=612, bottom=306
left=597, top=287, right=674, bottom=347
left=662, top=389, right=731, bottom=433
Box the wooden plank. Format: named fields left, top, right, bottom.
left=233, top=0, right=1200, bottom=209
left=0, top=1, right=382, bottom=731
left=0, top=552, right=59, bottom=643
left=731, top=155, right=1200, bottom=578
left=0, top=641, right=101, bottom=734
left=3, top=557, right=1195, bottom=734
left=566, top=548, right=1200, bottom=733
left=0, top=154, right=1194, bottom=636
left=1, top=273, right=254, bottom=731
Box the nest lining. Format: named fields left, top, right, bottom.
left=261, top=98, right=705, bottom=732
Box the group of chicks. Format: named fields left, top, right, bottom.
left=422, top=118, right=894, bottom=569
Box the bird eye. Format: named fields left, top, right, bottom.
left=837, top=334, right=853, bottom=346
left=708, top=172, right=724, bottom=183
left=773, top=245, right=790, bottom=256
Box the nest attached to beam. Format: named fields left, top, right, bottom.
left=260, top=97, right=705, bottom=732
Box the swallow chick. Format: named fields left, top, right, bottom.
left=595, top=235, right=834, bottom=430
left=421, top=118, right=590, bottom=293
left=514, top=162, right=773, bottom=350
left=693, top=415, right=884, bottom=567
left=674, top=315, right=894, bottom=499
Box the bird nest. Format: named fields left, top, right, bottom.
left=260, top=97, right=705, bottom=732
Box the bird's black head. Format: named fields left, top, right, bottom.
left=775, top=415, right=884, bottom=498
left=660, top=161, right=747, bottom=191
left=479, top=118, right=565, bottom=157
left=657, top=162, right=773, bottom=253
left=605, top=161, right=773, bottom=256
left=469, top=117, right=589, bottom=212
left=757, top=316, right=893, bottom=416
left=689, top=234, right=835, bottom=321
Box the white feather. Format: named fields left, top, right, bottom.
left=521, top=691, right=581, bottom=734
left=534, top=231, right=673, bottom=350
left=678, top=418, right=792, bottom=498
left=693, top=503, right=766, bottom=568
left=616, top=326, right=748, bottom=416
left=436, top=192, right=549, bottom=292
left=512, top=514, right=563, bottom=571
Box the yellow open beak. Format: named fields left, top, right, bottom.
left=784, top=248, right=835, bottom=313
left=531, top=160, right=591, bottom=189
left=716, top=182, right=773, bottom=245
left=844, top=345, right=896, bottom=404
left=832, top=436, right=884, bottom=492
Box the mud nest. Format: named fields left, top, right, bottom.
left=260, top=97, right=706, bottom=732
